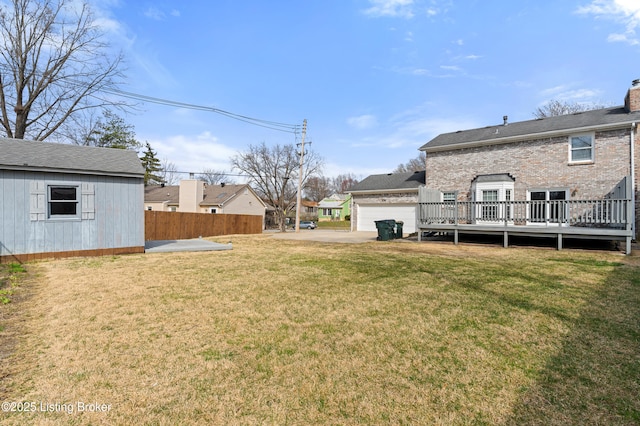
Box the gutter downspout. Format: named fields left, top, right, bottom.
left=632, top=122, right=636, bottom=239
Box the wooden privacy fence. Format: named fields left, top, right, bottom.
left=145, top=211, right=263, bottom=241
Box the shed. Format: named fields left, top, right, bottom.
left=0, top=138, right=145, bottom=263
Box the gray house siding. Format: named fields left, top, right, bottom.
left=1, top=169, right=144, bottom=259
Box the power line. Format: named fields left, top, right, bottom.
left=104, top=89, right=301, bottom=134
left=0, top=63, right=302, bottom=134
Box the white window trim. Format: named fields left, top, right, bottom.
left=441, top=191, right=456, bottom=202
left=48, top=183, right=81, bottom=220
left=472, top=180, right=515, bottom=224
left=526, top=188, right=570, bottom=226
left=568, top=132, right=595, bottom=164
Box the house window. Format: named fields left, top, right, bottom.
left=569, top=133, right=594, bottom=163
left=472, top=174, right=515, bottom=223
left=49, top=185, right=79, bottom=217
left=210, top=208, right=217, bottom=214
left=147, top=206, right=153, bottom=211
left=481, top=190, right=498, bottom=220
left=442, top=191, right=456, bottom=202
left=323, top=208, right=332, bottom=216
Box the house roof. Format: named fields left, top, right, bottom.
left=144, top=183, right=266, bottom=208
left=0, top=137, right=145, bottom=177
left=318, top=193, right=350, bottom=208
left=200, top=184, right=255, bottom=207
left=144, top=185, right=180, bottom=204
left=318, top=200, right=345, bottom=209
left=348, top=170, right=426, bottom=193
left=420, top=106, right=640, bottom=152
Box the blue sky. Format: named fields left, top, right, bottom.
left=92, top=0, right=640, bottom=179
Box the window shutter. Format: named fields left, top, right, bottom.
left=81, top=183, right=95, bottom=220
left=29, top=181, right=46, bottom=221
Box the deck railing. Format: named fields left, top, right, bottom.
left=418, top=199, right=631, bottom=229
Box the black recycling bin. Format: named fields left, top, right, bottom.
left=375, top=219, right=396, bottom=241
left=395, top=221, right=404, bottom=238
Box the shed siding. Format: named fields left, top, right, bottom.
left=0, top=170, right=144, bottom=257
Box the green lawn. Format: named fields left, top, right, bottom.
left=316, top=220, right=350, bottom=229
left=1, top=236, right=638, bottom=425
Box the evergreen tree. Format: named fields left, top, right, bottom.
left=85, top=111, right=141, bottom=150
left=140, top=142, right=163, bottom=185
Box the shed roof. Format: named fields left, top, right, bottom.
left=420, top=106, right=640, bottom=152
left=348, top=170, right=425, bottom=193
left=0, top=137, right=144, bottom=177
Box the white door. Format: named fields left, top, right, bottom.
left=356, top=204, right=417, bottom=233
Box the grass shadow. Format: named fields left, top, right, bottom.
left=505, top=259, right=640, bottom=425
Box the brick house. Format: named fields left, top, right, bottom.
left=417, top=80, right=640, bottom=253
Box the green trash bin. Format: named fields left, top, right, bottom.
left=395, top=221, right=404, bottom=239
left=375, top=220, right=396, bottom=241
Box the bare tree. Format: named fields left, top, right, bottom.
left=332, top=173, right=360, bottom=194
left=393, top=152, right=426, bottom=173
left=158, top=158, right=180, bottom=185
left=197, top=168, right=234, bottom=185
left=305, top=176, right=332, bottom=202
left=231, top=142, right=323, bottom=232
left=0, top=0, right=128, bottom=141
left=533, top=99, right=611, bottom=118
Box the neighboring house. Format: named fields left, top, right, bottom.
left=317, top=194, right=351, bottom=221
left=295, top=200, right=319, bottom=220
left=348, top=171, right=425, bottom=234
left=144, top=179, right=267, bottom=224
left=417, top=79, right=640, bottom=253
left=0, top=138, right=145, bottom=263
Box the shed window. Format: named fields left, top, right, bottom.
left=49, top=186, right=79, bottom=217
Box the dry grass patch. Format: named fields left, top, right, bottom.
left=1, top=235, right=638, bottom=425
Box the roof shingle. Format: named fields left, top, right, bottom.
left=0, top=137, right=144, bottom=177
left=420, top=106, right=640, bottom=152
left=348, top=170, right=425, bottom=192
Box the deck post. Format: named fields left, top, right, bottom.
left=454, top=229, right=459, bottom=245
left=503, top=231, right=508, bottom=248
left=454, top=199, right=459, bottom=225
left=557, top=234, right=563, bottom=251
left=626, top=236, right=631, bottom=255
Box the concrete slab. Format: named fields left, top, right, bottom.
left=269, top=230, right=380, bottom=243
left=145, top=238, right=232, bottom=253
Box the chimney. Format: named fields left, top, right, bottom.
left=503, top=115, right=508, bottom=126
left=624, top=79, right=640, bottom=112
left=178, top=179, right=205, bottom=213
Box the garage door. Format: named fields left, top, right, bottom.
left=356, top=204, right=417, bottom=233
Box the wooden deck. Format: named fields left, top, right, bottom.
left=417, top=199, right=634, bottom=254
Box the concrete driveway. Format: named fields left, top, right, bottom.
left=268, top=229, right=379, bottom=243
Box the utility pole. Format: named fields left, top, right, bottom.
left=295, top=119, right=307, bottom=233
